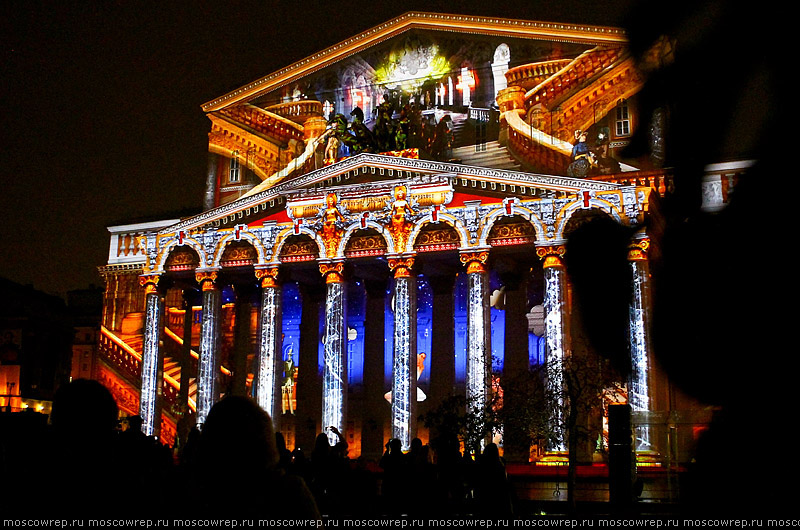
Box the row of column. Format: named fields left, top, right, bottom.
left=137, top=238, right=653, bottom=453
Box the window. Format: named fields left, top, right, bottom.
left=229, top=151, right=240, bottom=183
left=615, top=99, right=631, bottom=137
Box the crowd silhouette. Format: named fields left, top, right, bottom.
left=1, top=379, right=514, bottom=518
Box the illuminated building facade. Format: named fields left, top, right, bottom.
left=97, top=13, right=744, bottom=461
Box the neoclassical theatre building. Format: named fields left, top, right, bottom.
left=98, top=12, right=742, bottom=463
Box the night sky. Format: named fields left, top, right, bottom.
left=1, top=0, right=638, bottom=298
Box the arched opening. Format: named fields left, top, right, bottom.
left=279, top=234, right=320, bottom=263
left=344, top=228, right=388, bottom=259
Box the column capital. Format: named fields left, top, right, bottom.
left=535, top=244, right=566, bottom=268
left=459, top=249, right=489, bottom=274
left=628, top=237, right=650, bottom=261
left=319, top=261, right=345, bottom=283
left=139, top=274, right=161, bottom=294
left=195, top=269, right=219, bottom=291
left=255, top=266, right=280, bottom=288
left=388, top=256, right=415, bottom=278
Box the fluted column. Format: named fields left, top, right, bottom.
left=628, top=237, right=653, bottom=451
left=459, top=250, right=491, bottom=438
left=138, top=274, right=163, bottom=436
left=388, top=256, right=417, bottom=450
left=254, top=267, right=281, bottom=424
left=536, top=244, right=568, bottom=452
left=319, top=262, right=347, bottom=445
left=196, top=269, right=221, bottom=427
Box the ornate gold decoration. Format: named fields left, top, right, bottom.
left=535, top=245, right=566, bottom=268
left=487, top=222, right=536, bottom=246
left=220, top=242, right=258, bottom=267
left=341, top=196, right=391, bottom=214
left=628, top=238, right=650, bottom=261
left=139, top=274, right=161, bottom=295
left=414, top=228, right=460, bottom=252
left=386, top=185, right=415, bottom=253
left=195, top=270, right=218, bottom=291
left=320, top=192, right=345, bottom=258
left=165, top=249, right=199, bottom=271
left=459, top=250, right=489, bottom=274
left=255, top=267, right=280, bottom=288
left=319, top=262, right=345, bottom=284
left=345, top=234, right=387, bottom=257
left=388, top=256, right=415, bottom=279
left=279, top=238, right=319, bottom=261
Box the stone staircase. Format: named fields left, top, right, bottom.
left=451, top=141, right=521, bottom=171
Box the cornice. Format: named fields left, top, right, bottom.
left=201, top=12, right=627, bottom=112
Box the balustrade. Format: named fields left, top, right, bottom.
left=98, top=326, right=142, bottom=381
left=505, top=59, right=571, bottom=89
left=266, top=100, right=324, bottom=123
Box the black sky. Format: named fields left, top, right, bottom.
left=1, top=0, right=638, bottom=298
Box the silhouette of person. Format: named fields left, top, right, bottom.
left=45, top=379, right=122, bottom=515
left=187, top=396, right=319, bottom=518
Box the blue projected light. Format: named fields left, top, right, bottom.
left=454, top=272, right=467, bottom=384
left=281, top=282, right=301, bottom=369
left=489, top=270, right=505, bottom=373
left=416, top=277, right=432, bottom=391
left=347, top=281, right=365, bottom=386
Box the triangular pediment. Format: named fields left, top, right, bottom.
left=164, top=153, right=628, bottom=234
left=202, top=12, right=627, bottom=113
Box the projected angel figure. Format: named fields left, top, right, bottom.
left=387, top=185, right=416, bottom=253
left=320, top=192, right=345, bottom=258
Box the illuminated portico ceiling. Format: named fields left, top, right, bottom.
left=201, top=12, right=627, bottom=113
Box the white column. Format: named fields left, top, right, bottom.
left=537, top=245, right=569, bottom=452
left=320, top=263, right=347, bottom=445
left=628, top=238, right=653, bottom=451
left=255, top=267, right=281, bottom=423
left=388, top=257, right=416, bottom=450
left=460, top=251, right=491, bottom=450
left=139, top=274, right=162, bottom=436
left=196, top=270, right=221, bottom=427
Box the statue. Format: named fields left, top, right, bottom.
left=320, top=192, right=345, bottom=258
left=567, top=129, right=620, bottom=177
left=349, top=107, right=377, bottom=154
left=281, top=355, right=296, bottom=415
left=387, top=185, right=415, bottom=253
left=374, top=96, right=395, bottom=152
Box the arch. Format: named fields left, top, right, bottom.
left=340, top=219, right=394, bottom=256
left=275, top=229, right=322, bottom=263
left=556, top=195, right=625, bottom=241
left=479, top=202, right=545, bottom=247
left=486, top=214, right=536, bottom=247
left=343, top=227, right=389, bottom=258
left=218, top=239, right=259, bottom=268
left=211, top=228, right=268, bottom=268
left=154, top=234, right=207, bottom=273
left=411, top=218, right=462, bottom=253
left=163, top=246, right=200, bottom=273
left=561, top=206, right=618, bottom=240
left=408, top=211, right=469, bottom=250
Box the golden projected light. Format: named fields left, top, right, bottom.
left=374, top=44, right=451, bottom=93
